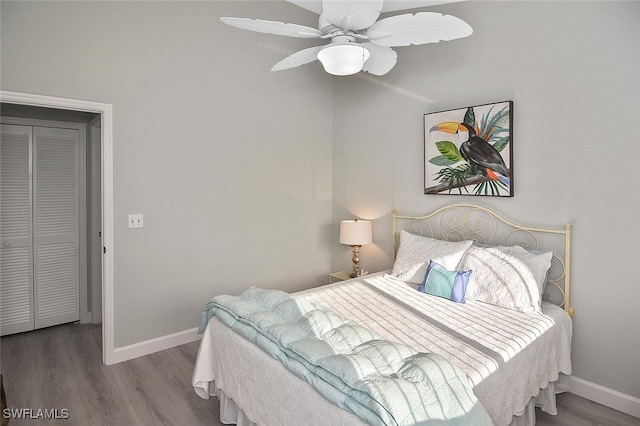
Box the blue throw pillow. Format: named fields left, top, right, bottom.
left=418, top=260, right=472, bottom=303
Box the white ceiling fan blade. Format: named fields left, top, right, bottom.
left=367, top=12, right=472, bottom=47
left=321, top=0, right=384, bottom=31
left=220, top=17, right=322, bottom=38
left=362, top=43, right=397, bottom=76
left=271, top=45, right=324, bottom=71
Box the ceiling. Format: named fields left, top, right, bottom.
left=286, top=0, right=465, bottom=15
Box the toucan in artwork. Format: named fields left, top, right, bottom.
left=429, top=121, right=510, bottom=186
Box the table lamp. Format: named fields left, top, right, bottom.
left=339, top=219, right=373, bottom=278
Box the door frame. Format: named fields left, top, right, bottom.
left=1, top=90, right=115, bottom=365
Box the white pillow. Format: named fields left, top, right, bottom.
left=392, top=230, right=473, bottom=284
left=460, top=245, right=552, bottom=312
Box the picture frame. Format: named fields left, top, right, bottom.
left=424, top=100, right=513, bottom=197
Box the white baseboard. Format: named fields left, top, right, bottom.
left=570, top=376, right=640, bottom=419
left=110, top=327, right=202, bottom=364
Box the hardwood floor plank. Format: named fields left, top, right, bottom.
left=1, top=323, right=637, bottom=425
left=536, top=392, right=640, bottom=426
left=1, top=324, right=220, bottom=425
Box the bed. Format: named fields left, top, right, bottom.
left=193, top=203, right=573, bottom=426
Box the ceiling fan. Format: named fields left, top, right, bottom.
left=220, top=0, right=472, bottom=76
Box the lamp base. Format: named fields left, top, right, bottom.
left=350, top=245, right=361, bottom=278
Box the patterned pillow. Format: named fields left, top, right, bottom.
left=418, top=260, right=472, bottom=303
left=472, top=243, right=552, bottom=297
left=459, top=245, right=551, bottom=312
left=392, top=231, right=473, bottom=284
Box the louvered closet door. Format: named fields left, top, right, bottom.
left=33, top=126, right=80, bottom=329
left=0, top=124, right=34, bottom=335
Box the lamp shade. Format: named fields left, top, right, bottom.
left=339, top=219, right=372, bottom=246
left=317, top=43, right=370, bottom=76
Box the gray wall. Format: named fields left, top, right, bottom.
left=1, top=1, right=334, bottom=346
left=332, top=1, right=640, bottom=399
left=2, top=0, right=638, bottom=401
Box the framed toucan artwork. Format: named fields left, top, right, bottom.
left=424, top=100, right=513, bottom=197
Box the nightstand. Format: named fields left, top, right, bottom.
left=328, top=270, right=352, bottom=284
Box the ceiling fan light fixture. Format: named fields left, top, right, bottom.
left=221, top=2, right=473, bottom=77
left=317, top=43, right=370, bottom=76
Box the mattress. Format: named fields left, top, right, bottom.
left=193, top=272, right=572, bottom=426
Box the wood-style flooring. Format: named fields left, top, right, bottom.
left=1, top=323, right=221, bottom=425
left=1, top=322, right=638, bottom=426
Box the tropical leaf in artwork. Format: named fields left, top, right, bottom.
left=491, top=136, right=510, bottom=153
left=474, top=178, right=508, bottom=196
left=435, top=141, right=464, bottom=162
left=429, top=155, right=454, bottom=166
left=463, top=107, right=475, bottom=128
left=429, top=141, right=464, bottom=166
left=435, top=163, right=471, bottom=194
left=478, top=105, right=510, bottom=143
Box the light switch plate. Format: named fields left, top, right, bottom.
left=128, top=214, right=144, bottom=228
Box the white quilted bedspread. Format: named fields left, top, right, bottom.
left=193, top=273, right=572, bottom=426
left=297, top=274, right=573, bottom=426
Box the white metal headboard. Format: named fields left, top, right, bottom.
left=392, top=203, right=573, bottom=317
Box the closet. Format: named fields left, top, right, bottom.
left=0, top=119, right=85, bottom=336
